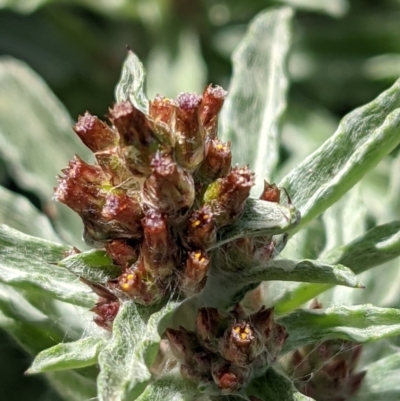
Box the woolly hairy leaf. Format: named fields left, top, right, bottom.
left=0, top=225, right=95, bottom=307
left=353, top=353, right=400, bottom=401
left=220, top=7, right=292, bottom=193
left=97, top=301, right=179, bottom=401
left=280, top=305, right=400, bottom=353
left=115, top=50, right=149, bottom=114
left=135, top=376, right=198, bottom=401
left=279, top=79, right=400, bottom=234
left=0, top=57, right=90, bottom=246
left=59, top=250, right=121, bottom=283
left=28, top=337, right=105, bottom=374
left=212, top=199, right=300, bottom=249
left=0, top=185, right=61, bottom=242
left=275, top=221, right=400, bottom=313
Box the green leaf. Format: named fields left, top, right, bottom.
left=220, top=7, right=293, bottom=193
left=115, top=50, right=149, bottom=114
left=242, top=259, right=363, bottom=288
left=280, top=304, right=400, bottom=353
left=97, top=300, right=179, bottom=401
left=247, top=367, right=315, bottom=401
left=46, top=369, right=97, bottom=401
left=352, top=353, right=400, bottom=401
left=27, top=337, right=105, bottom=374
left=0, top=224, right=95, bottom=307
left=275, top=221, right=400, bottom=313
left=0, top=56, right=91, bottom=247
left=211, top=199, right=300, bottom=249
left=0, top=185, right=61, bottom=242
left=279, top=79, right=400, bottom=235
left=135, top=376, right=198, bottom=401
left=59, top=249, right=121, bottom=283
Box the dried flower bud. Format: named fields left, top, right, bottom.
left=110, top=101, right=160, bottom=177
left=105, top=239, right=139, bottom=268
left=180, top=250, right=210, bottom=296
left=259, top=181, right=281, bottom=203
left=141, top=210, right=176, bottom=278
left=149, top=96, right=176, bottom=146
left=204, top=165, right=255, bottom=226
left=211, top=360, right=251, bottom=394
left=174, top=92, right=204, bottom=170
left=196, top=139, right=232, bottom=183
left=220, top=321, right=264, bottom=367
left=196, top=307, right=230, bottom=352
left=142, top=151, right=195, bottom=219
left=185, top=205, right=216, bottom=249
left=74, top=112, right=118, bottom=152
left=199, top=85, right=227, bottom=138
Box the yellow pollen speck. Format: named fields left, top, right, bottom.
left=240, top=332, right=248, bottom=340
left=121, top=283, right=130, bottom=290
left=234, top=327, right=240, bottom=334
left=127, top=274, right=134, bottom=280
left=194, top=252, right=202, bottom=260
left=244, top=327, right=250, bottom=334
left=203, top=214, right=210, bottom=220
left=192, top=220, right=201, bottom=227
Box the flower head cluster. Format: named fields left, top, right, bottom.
left=166, top=305, right=287, bottom=394
left=288, top=302, right=366, bottom=401
left=55, top=85, right=264, bottom=328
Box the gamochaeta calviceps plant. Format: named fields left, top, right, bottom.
left=1, top=6, right=400, bottom=401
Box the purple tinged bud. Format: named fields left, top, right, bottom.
left=199, top=84, right=227, bottom=139
left=141, top=210, right=176, bottom=278
left=175, top=92, right=205, bottom=170
left=73, top=112, right=118, bottom=152
left=91, top=299, right=120, bottom=331
left=165, top=327, right=200, bottom=363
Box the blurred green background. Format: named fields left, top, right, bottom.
left=1, top=0, right=400, bottom=399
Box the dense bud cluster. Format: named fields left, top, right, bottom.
left=55, top=85, right=269, bottom=328
left=288, top=301, right=366, bottom=401
left=166, top=305, right=287, bottom=394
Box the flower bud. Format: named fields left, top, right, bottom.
left=149, top=96, right=177, bottom=146
left=54, top=156, right=107, bottom=216
left=91, top=299, right=120, bottom=331
left=219, top=321, right=264, bottom=367
left=165, top=327, right=200, bottom=363
left=141, top=210, right=176, bottom=278
left=211, top=360, right=251, bottom=394
left=204, top=165, right=255, bottom=227
left=185, top=205, right=216, bottom=249
left=199, top=85, right=227, bottom=139
left=196, top=139, right=232, bottom=183
left=174, top=92, right=204, bottom=170
left=142, top=151, right=195, bottom=220
left=105, top=239, right=139, bottom=268
left=102, top=190, right=143, bottom=237
left=110, top=101, right=160, bottom=177
left=259, top=181, right=281, bottom=203
left=180, top=250, right=210, bottom=296
left=195, top=307, right=230, bottom=352
left=73, top=112, right=118, bottom=152
left=118, top=260, right=166, bottom=305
